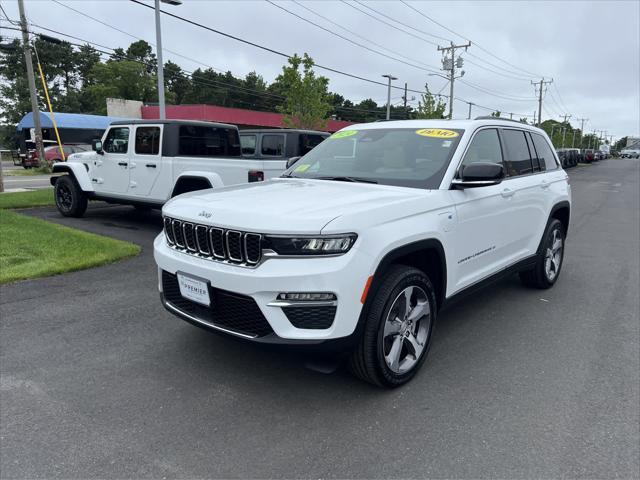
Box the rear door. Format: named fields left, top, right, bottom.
left=259, top=133, right=288, bottom=180
left=129, top=125, right=163, bottom=197
left=94, top=126, right=131, bottom=194
left=499, top=128, right=548, bottom=259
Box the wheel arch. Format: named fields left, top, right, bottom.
left=370, top=239, right=447, bottom=312
left=549, top=201, right=570, bottom=238
left=50, top=163, right=94, bottom=192
left=171, top=172, right=223, bottom=198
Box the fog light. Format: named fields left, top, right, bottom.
left=277, top=292, right=337, bottom=301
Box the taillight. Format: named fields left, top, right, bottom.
left=248, top=170, right=264, bottom=182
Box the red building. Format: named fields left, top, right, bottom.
left=141, top=104, right=353, bottom=132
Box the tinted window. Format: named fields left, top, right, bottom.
left=460, top=129, right=503, bottom=172
left=135, top=127, right=160, bottom=155
left=299, top=134, right=327, bottom=155
left=287, top=128, right=464, bottom=189
left=240, top=135, right=256, bottom=155
left=501, top=129, right=533, bottom=176
left=103, top=127, right=130, bottom=154
left=261, top=135, right=285, bottom=156
left=525, top=132, right=543, bottom=172
left=531, top=133, right=558, bottom=170
left=178, top=126, right=241, bottom=157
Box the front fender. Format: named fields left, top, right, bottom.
left=51, top=162, right=94, bottom=192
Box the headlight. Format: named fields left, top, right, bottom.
left=265, top=234, right=357, bottom=256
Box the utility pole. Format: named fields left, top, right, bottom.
left=17, top=0, right=45, bottom=165
left=531, top=78, right=553, bottom=127
left=402, top=82, right=408, bottom=119
left=561, top=127, right=567, bottom=148
left=437, top=41, right=471, bottom=119
left=572, top=129, right=577, bottom=148
left=154, top=0, right=182, bottom=119
left=466, top=101, right=474, bottom=120
left=382, top=74, right=397, bottom=120
left=576, top=117, right=588, bottom=148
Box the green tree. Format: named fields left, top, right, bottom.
left=275, top=53, right=330, bottom=130
left=491, top=110, right=501, bottom=117
left=164, top=60, right=190, bottom=105
left=412, top=83, right=446, bottom=119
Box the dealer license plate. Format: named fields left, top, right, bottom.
left=177, top=273, right=210, bottom=306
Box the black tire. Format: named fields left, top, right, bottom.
left=519, top=218, right=565, bottom=289
left=349, top=265, right=437, bottom=388
left=54, top=175, right=87, bottom=218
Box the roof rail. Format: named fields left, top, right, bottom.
left=474, top=116, right=526, bottom=124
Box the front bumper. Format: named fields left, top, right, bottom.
left=153, top=233, right=374, bottom=344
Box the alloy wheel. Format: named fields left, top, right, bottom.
left=382, top=285, right=431, bottom=374
left=544, top=228, right=563, bottom=281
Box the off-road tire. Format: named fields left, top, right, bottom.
left=519, top=218, right=565, bottom=289
left=349, top=265, right=437, bottom=388
left=55, top=175, right=87, bottom=218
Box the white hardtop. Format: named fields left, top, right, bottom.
left=338, top=118, right=546, bottom=134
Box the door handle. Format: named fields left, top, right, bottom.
left=95, top=160, right=103, bottom=166
left=145, top=163, right=157, bottom=168
left=501, top=188, right=515, bottom=198
left=540, top=180, right=550, bottom=189
left=117, top=162, right=128, bottom=167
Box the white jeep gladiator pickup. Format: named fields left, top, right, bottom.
left=50, top=120, right=288, bottom=217
left=154, top=118, right=571, bottom=387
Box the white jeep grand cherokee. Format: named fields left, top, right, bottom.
left=154, top=118, right=571, bottom=387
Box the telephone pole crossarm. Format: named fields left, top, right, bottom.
left=437, top=41, right=471, bottom=119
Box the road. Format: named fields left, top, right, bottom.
left=2, top=160, right=52, bottom=191
left=1, top=159, right=638, bottom=478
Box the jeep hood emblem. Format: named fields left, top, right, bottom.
left=198, top=210, right=212, bottom=219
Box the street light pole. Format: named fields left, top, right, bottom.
left=382, top=74, right=397, bottom=120
left=154, top=0, right=182, bottom=120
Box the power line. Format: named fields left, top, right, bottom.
left=458, top=78, right=537, bottom=102
left=400, top=0, right=543, bottom=78
left=290, top=0, right=441, bottom=72
left=265, top=0, right=440, bottom=74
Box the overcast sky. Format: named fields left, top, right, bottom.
left=2, top=0, right=639, bottom=140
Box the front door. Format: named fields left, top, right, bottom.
left=94, top=126, right=131, bottom=194
left=129, top=125, right=163, bottom=198
left=449, top=127, right=514, bottom=292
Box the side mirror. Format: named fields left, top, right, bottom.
left=286, top=156, right=301, bottom=169
left=451, top=162, right=505, bottom=189
left=92, top=139, right=103, bottom=154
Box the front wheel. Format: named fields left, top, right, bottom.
left=519, top=218, right=565, bottom=289
left=55, top=175, right=87, bottom=217
left=349, top=265, right=437, bottom=388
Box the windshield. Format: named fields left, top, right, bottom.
left=284, top=127, right=464, bottom=188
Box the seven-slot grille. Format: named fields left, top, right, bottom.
left=163, top=217, right=262, bottom=265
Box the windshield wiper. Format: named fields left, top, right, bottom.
left=315, top=176, right=378, bottom=184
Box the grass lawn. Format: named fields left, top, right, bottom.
left=0, top=188, right=55, bottom=209
left=3, top=167, right=51, bottom=177
left=0, top=209, right=140, bottom=284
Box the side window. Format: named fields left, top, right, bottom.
left=501, top=129, right=533, bottom=176
left=135, top=127, right=161, bottom=155
left=531, top=133, right=558, bottom=171
left=178, top=126, right=241, bottom=157
left=526, top=132, right=544, bottom=172
left=299, top=134, right=327, bottom=156
left=240, top=135, right=256, bottom=155
left=261, top=135, right=285, bottom=156
left=103, top=127, right=130, bottom=154
left=460, top=128, right=503, bottom=172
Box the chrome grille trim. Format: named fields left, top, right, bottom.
left=163, top=217, right=262, bottom=267
left=209, top=228, right=226, bottom=259
left=182, top=222, right=197, bottom=252
left=172, top=219, right=185, bottom=248
left=226, top=230, right=243, bottom=263
left=244, top=233, right=262, bottom=265
left=195, top=225, right=210, bottom=255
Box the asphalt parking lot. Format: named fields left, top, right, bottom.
left=1, top=159, right=638, bottom=478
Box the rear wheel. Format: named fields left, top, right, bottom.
left=54, top=175, right=87, bottom=217
left=349, top=265, right=437, bottom=388
left=519, top=219, right=565, bottom=289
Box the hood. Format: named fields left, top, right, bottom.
left=68, top=151, right=95, bottom=163
left=163, top=178, right=431, bottom=234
